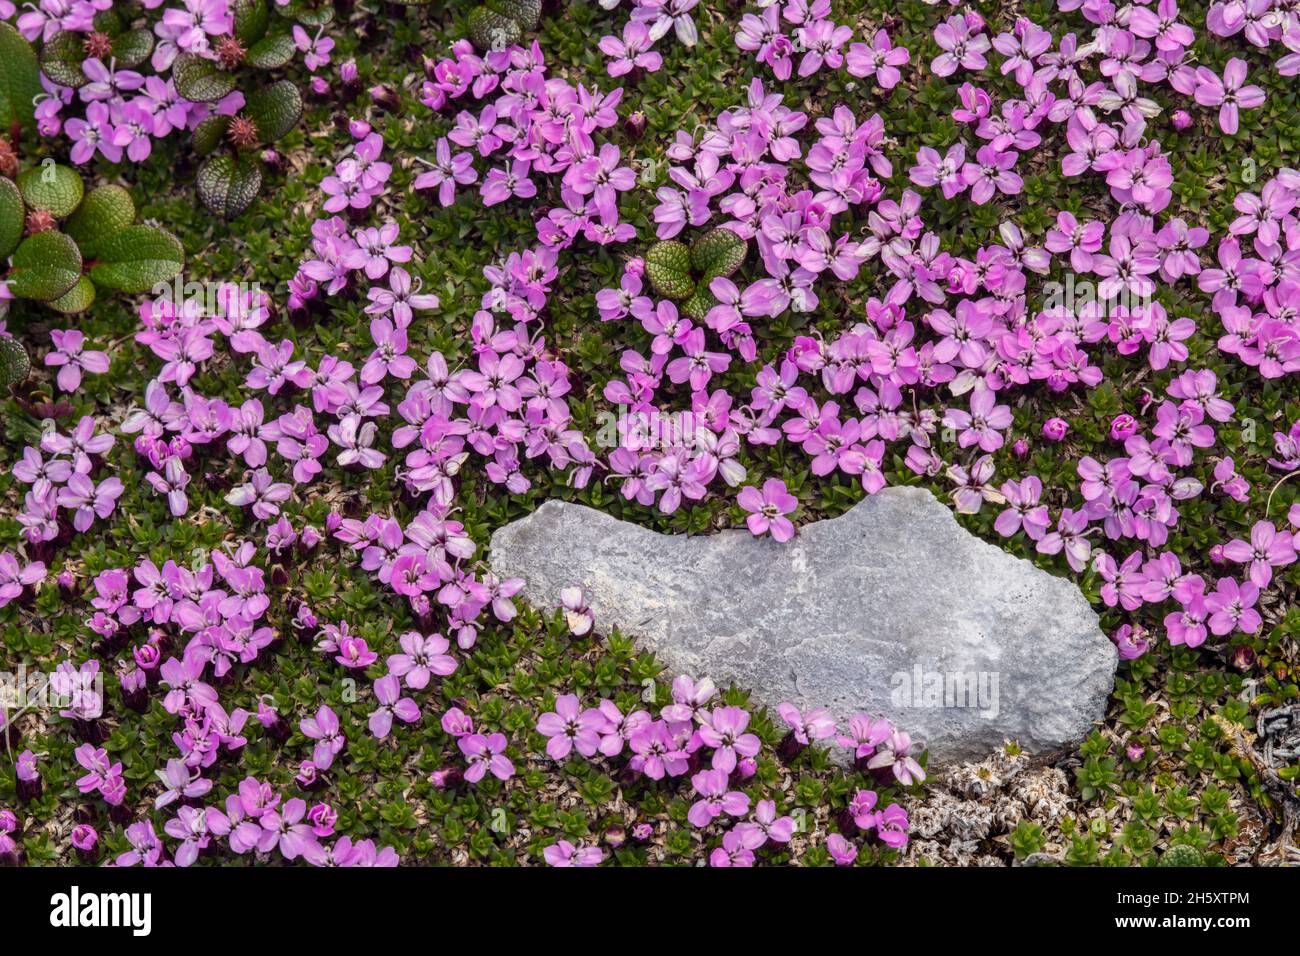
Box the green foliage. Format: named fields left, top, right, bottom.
left=1, top=164, right=182, bottom=313
left=17, top=164, right=85, bottom=219
left=645, top=239, right=696, bottom=300
left=197, top=153, right=266, bottom=220
left=467, top=6, right=522, bottom=52
left=0, top=22, right=42, bottom=131
left=0, top=334, right=31, bottom=389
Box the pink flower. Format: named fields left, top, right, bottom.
left=45, top=330, right=110, bottom=392
left=544, top=840, right=604, bottom=867
left=536, top=694, right=607, bottom=760
left=1222, top=521, right=1296, bottom=588
left=737, top=478, right=798, bottom=541
left=687, top=768, right=750, bottom=827
left=459, top=732, right=514, bottom=782
left=1194, top=58, right=1265, bottom=135
left=827, top=832, right=858, bottom=865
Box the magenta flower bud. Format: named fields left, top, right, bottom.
left=0, top=810, right=16, bottom=834
left=16, top=751, right=41, bottom=803
left=1230, top=646, right=1256, bottom=671
left=71, top=823, right=98, bottom=853
left=1042, top=417, right=1069, bottom=442
left=133, top=642, right=160, bottom=671
left=631, top=822, right=653, bottom=842
left=623, top=110, right=646, bottom=141
left=369, top=84, right=400, bottom=113
left=296, top=760, right=323, bottom=790
left=0, top=833, right=22, bottom=867
left=1109, top=413, right=1138, bottom=441
left=349, top=119, right=371, bottom=139
left=1171, top=110, right=1192, bottom=130
left=325, top=511, right=343, bottom=533
left=339, top=59, right=358, bottom=84
left=625, top=257, right=645, bottom=279
left=310, top=76, right=330, bottom=99
left=429, top=767, right=463, bottom=789
left=258, top=698, right=291, bottom=743
left=1012, top=438, right=1029, bottom=458
left=308, top=803, right=337, bottom=838
left=1209, top=543, right=1227, bottom=564
left=965, top=11, right=985, bottom=31
left=735, top=756, right=757, bottom=780
left=603, top=823, right=626, bottom=848
left=299, top=525, right=322, bottom=551
left=1126, top=745, right=1144, bottom=762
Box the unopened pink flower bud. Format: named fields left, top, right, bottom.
left=1109, top=413, right=1138, bottom=441
left=1042, top=417, right=1069, bottom=441
left=1171, top=110, right=1192, bottom=130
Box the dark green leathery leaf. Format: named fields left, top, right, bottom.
left=17, top=164, right=85, bottom=218
left=196, top=153, right=265, bottom=219
left=468, top=6, right=521, bottom=51
left=0, top=335, right=30, bottom=389
left=644, top=240, right=695, bottom=301
left=0, top=22, right=42, bottom=130
left=245, top=80, right=303, bottom=144
left=64, top=185, right=136, bottom=259
left=7, top=230, right=82, bottom=302
left=172, top=52, right=237, bottom=103
left=39, top=31, right=89, bottom=89
left=89, top=225, right=185, bottom=294
left=690, top=227, right=747, bottom=281
left=0, top=176, right=23, bottom=261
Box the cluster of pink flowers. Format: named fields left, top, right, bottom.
left=11, top=415, right=119, bottom=547
left=736, top=0, right=909, bottom=84
left=596, top=0, right=698, bottom=76
left=116, top=777, right=396, bottom=867
left=416, top=39, right=636, bottom=249
left=434, top=706, right=515, bottom=785
left=5, top=0, right=327, bottom=163
left=527, top=677, right=916, bottom=866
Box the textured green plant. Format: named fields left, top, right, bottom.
left=645, top=228, right=749, bottom=319
left=0, top=333, right=31, bottom=390
left=1, top=166, right=183, bottom=314
left=171, top=0, right=312, bottom=218
left=467, top=0, right=542, bottom=51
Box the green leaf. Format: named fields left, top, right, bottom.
left=0, top=335, right=31, bottom=389
left=690, top=228, right=747, bottom=281
left=245, top=80, right=302, bottom=143
left=0, top=22, right=43, bottom=131
left=39, top=31, right=89, bottom=89
left=88, top=225, right=184, bottom=293
left=7, top=230, right=82, bottom=302
left=275, top=0, right=334, bottom=26
left=245, top=32, right=296, bottom=69
left=232, top=0, right=270, bottom=43
left=17, top=164, right=85, bottom=218
left=91, top=8, right=121, bottom=33
left=196, top=153, right=264, bottom=219
left=47, top=275, right=96, bottom=314
left=468, top=6, right=522, bottom=50
left=172, top=52, right=237, bottom=103
left=64, top=185, right=136, bottom=259
left=192, top=115, right=231, bottom=156
left=0, top=176, right=23, bottom=261
left=111, top=29, right=155, bottom=68
left=644, top=240, right=695, bottom=301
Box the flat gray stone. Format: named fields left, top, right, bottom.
left=489, top=487, right=1116, bottom=764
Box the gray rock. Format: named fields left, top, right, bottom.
left=489, top=487, right=1117, bottom=764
